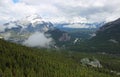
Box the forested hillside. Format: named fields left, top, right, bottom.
left=67, top=18, right=120, bottom=54
left=0, top=39, right=120, bottom=77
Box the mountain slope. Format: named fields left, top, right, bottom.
left=0, top=15, right=70, bottom=47
left=92, top=18, right=120, bottom=41
left=0, top=15, right=54, bottom=43
left=66, top=18, right=120, bottom=54
left=3, top=14, right=54, bottom=33
left=0, top=39, right=119, bottom=77
left=89, top=18, right=120, bottom=53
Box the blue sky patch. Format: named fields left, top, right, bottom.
left=13, top=0, right=19, bottom=3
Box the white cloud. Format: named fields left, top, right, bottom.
left=6, top=22, right=18, bottom=29
left=0, top=25, right=6, bottom=32
left=23, top=32, right=54, bottom=48
left=63, top=24, right=89, bottom=28
left=3, top=33, right=11, bottom=40
left=0, top=0, right=37, bottom=24
left=0, top=0, right=120, bottom=25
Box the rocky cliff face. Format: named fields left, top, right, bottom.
left=59, top=33, right=71, bottom=41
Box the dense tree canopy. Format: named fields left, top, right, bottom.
left=0, top=39, right=120, bottom=77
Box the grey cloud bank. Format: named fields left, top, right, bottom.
left=0, top=0, right=120, bottom=24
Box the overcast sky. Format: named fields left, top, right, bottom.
left=0, top=0, right=120, bottom=24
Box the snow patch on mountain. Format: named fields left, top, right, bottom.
left=73, top=38, right=79, bottom=44
left=90, top=33, right=96, bottom=37
left=109, top=39, right=119, bottom=44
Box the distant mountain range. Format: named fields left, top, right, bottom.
left=3, top=14, right=54, bottom=33
left=0, top=14, right=71, bottom=47
left=2, top=14, right=119, bottom=51
left=0, top=15, right=53, bottom=43
left=54, top=22, right=105, bottom=31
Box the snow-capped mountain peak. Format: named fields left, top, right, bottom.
left=2, top=14, right=54, bottom=33
left=18, top=14, right=44, bottom=27
left=26, top=14, right=42, bottom=21
left=26, top=14, right=43, bottom=24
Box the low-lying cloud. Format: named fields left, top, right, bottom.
left=0, top=25, right=6, bottom=32
left=3, top=33, right=11, bottom=40
left=23, top=32, right=54, bottom=48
